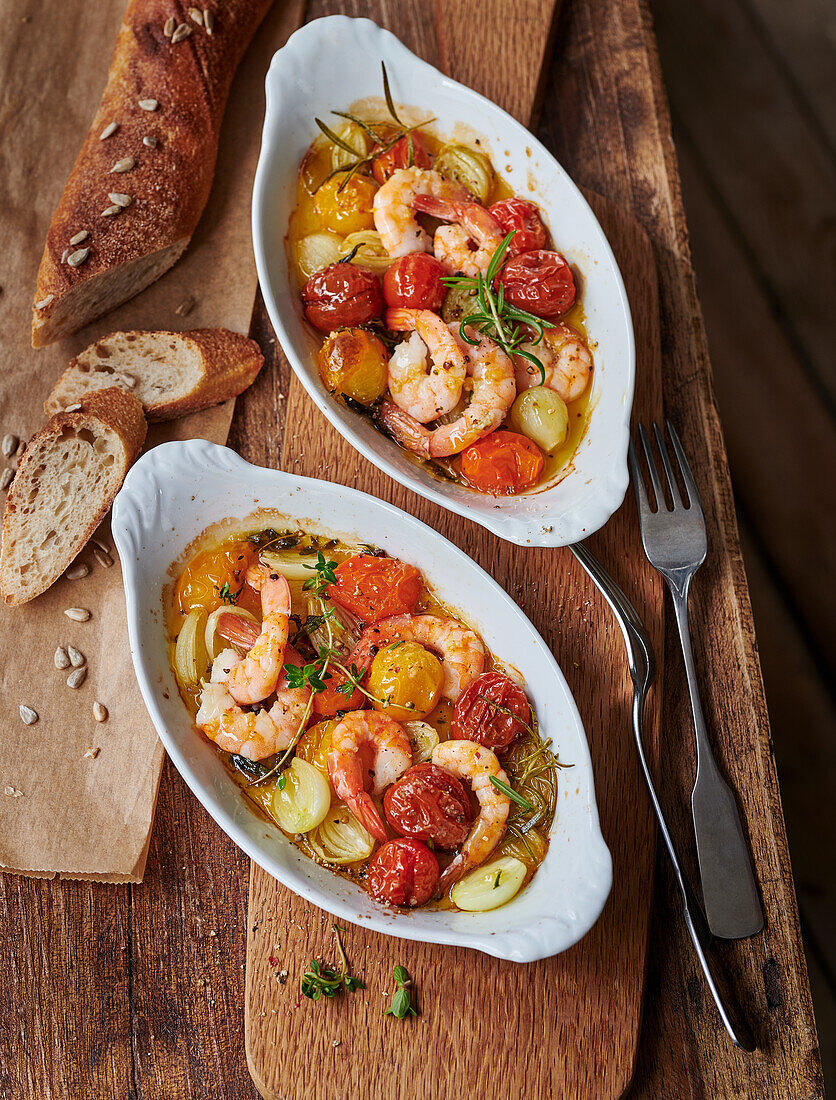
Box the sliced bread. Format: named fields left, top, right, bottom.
left=44, top=329, right=264, bottom=421
left=1, top=389, right=146, bottom=606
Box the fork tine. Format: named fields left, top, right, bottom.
left=637, top=423, right=667, bottom=510
left=628, top=438, right=652, bottom=515
left=666, top=421, right=702, bottom=512
left=652, top=422, right=683, bottom=507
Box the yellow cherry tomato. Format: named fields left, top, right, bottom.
left=314, top=173, right=377, bottom=234
left=174, top=539, right=260, bottom=617
left=318, top=327, right=388, bottom=406
left=296, top=719, right=338, bottom=781
left=367, top=641, right=443, bottom=722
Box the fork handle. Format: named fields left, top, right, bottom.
left=670, top=584, right=764, bottom=939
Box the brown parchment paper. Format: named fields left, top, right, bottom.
left=0, top=0, right=300, bottom=880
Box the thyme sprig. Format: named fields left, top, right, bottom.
left=300, top=924, right=364, bottom=1001
left=313, top=62, right=435, bottom=193
left=442, top=233, right=554, bottom=384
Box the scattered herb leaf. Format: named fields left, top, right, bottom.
left=301, top=925, right=363, bottom=1001
left=383, top=965, right=418, bottom=1019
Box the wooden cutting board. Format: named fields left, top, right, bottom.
left=245, top=8, right=663, bottom=1099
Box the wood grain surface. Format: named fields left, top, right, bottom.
left=245, top=192, right=663, bottom=1100
left=0, top=0, right=824, bottom=1098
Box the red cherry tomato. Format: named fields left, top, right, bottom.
left=367, top=838, right=439, bottom=907
left=328, top=554, right=423, bottom=624
left=311, top=669, right=365, bottom=718
left=495, top=250, right=576, bottom=318
left=372, top=131, right=432, bottom=184
left=488, top=198, right=548, bottom=256
left=460, top=430, right=544, bottom=495
left=452, top=672, right=529, bottom=751
left=301, top=263, right=383, bottom=332
left=384, top=763, right=472, bottom=849
left=383, top=254, right=448, bottom=311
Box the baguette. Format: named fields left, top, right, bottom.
left=31, top=0, right=274, bottom=348
left=0, top=389, right=147, bottom=606
left=44, top=328, right=264, bottom=421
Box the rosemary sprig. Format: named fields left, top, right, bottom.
left=442, top=233, right=554, bottom=384
left=489, top=774, right=535, bottom=811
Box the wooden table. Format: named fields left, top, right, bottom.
left=0, top=0, right=825, bottom=1097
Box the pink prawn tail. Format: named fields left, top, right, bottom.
left=349, top=793, right=389, bottom=843
left=376, top=400, right=431, bottom=458
left=384, top=307, right=419, bottom=333
left=412, top=193, right=461, bottom=220
left=217, top=613, right=259, bottom=650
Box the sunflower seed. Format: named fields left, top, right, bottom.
left=67, top=667, right=87, bottom=689
left=65, top=563, right=90, bottom=580
left=83, top=746, right=100, bottom=759
left=175, top=295, right=195, bottom=316
left=170, top=22, right=192, bottom=43
left=35, top=294, right=54, bottom=310
left=91, top=536, right=110, bottom=554
left=189, top=7, right=203, bottom=25
left=108, top=192, right=132, bottom=207
left=143, top=135, right=158, bottom=148
left=63, top=403, right=82, bottom=413
left=1, top=434, right=17, bottom=458
left=203, top=9, right=214, bottom=33
left=102, top=205, right=121, bottom=217
left=93, top=702, right=108, bottom=723
left=111, top=157, right=136, bottom=174
left=138, top=98, right=158, bottom=111
left=61, top=248, right=69, bottom=263
left=69, top=230, right=89, bottom=246
left=19, top=705, right=38, bottom=725
left=54, top=646, right=71, bottom=670
left=99, top=122, right=118, bottom=141
left=1, top=468, right=13, bottom=491
left=67, top=248, right=90, bottom=267
left=93, top=547, right=114, bottom=568
left=67, top=646, right=86, bottom=668
left=64, top=607, right=91, bottom=622
left=164, top=15, right=176, bottom=36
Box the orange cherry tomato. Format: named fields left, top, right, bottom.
left=460, top=430, right=545, bottom=495
left=383, top=253, right=448, bottom=311
left=488, top=198, right=548, bottom=256
left=311, top=669, right=365, bottom=719
left=327, top=554, right=423, bottom=623
left=372, top=131, right=432, bottom=184
left=175, top=540, right=259, bottom=616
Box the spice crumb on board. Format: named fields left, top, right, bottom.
left=3, top=786, right=24, bottom=797
left=83, top=746, right=100, bottom=759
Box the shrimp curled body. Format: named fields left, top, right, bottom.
left=386, top=308, right=467, bottom=422
left=431, top=740, right=511, bottom=894
left=513, top=323, right=592, bottom=404
left=220, top=564, right=291, bottom=705
left=412, top=194, right=505, bottom=277
left=373, top=168, right=469, bottom=258
left=378, top=328, right=516, bottom=458
left=327, top=711, right=413, bottom=841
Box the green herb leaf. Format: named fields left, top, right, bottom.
left=275, top=772, right=287, bottom=792
left=301, top=925, right=363, bottom=1003
left=383, top=965, right=418, bottom=1019
left=489, top=774, right=535, bottom=810
left=217, top=581, right=240, bottom=606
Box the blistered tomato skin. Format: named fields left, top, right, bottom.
left=311, top=672, right=365, bottom=719
left=488, top=198, right=548, bottom=256
left=452, top=671, right=529, bottom=751
left=328, top=554, right=423, bottom=623
left=384, top=763, right=472, bottom=849
left=496, top=250, right=576, bottom=318
left=302, top=263, right=383, bottom=332
left=314, top=174, right=378, bottom=235
left=317, top=328, right=388, bottom=406
left=372, top=131, right=432, bottom=184
left=383, top=254, right=448, bottom=311
left=367, top=838, right=440, bottom=907
left=460, top=430, right=545, bottom=495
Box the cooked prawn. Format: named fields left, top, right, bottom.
left=432, top=740, right=510, bottom=893
left=348, top=613, right=485, bottom=702
left=514, top=322, right=592, bottom=403
left=373, top=167, right=469, bottom=258
left=327, top=710, right=412, bottom=841
left=195, top=644, right=311, bottom=761
left=412, top=194, right=504, bottom=277
left=378, top=327, right=516, bottom=458
left=387, top=308, right=467, bottom=422
left=219, top=564, right=291, bottom=705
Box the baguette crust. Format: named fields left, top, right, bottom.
left=32, top=0, right=274, bottom=347
left=0, top=389, right=147, bottom=606
left=44, top=328, right=264, bottom=421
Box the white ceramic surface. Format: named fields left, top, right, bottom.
left=252, top=15, right=635, bottom=547
left=112, top=440, right=612, bottom=961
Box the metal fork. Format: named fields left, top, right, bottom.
left=570, top=543, right=755, bottom=1050
left=629, top=422, right=763, bottom=940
